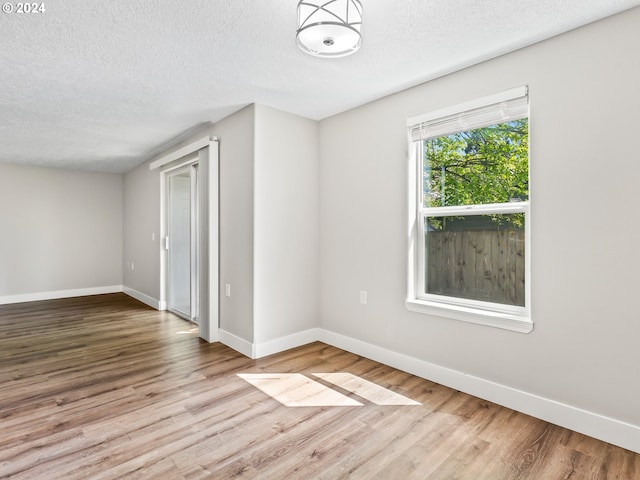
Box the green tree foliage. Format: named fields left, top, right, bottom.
left=423, top=119, right=529, bottom=208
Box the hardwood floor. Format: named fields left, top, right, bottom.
left=0, top=294, right=638, bottom=479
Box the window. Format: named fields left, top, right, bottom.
left=406, top=87, right=531, bottom=332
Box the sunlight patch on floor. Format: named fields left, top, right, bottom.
left=175, top=327, right=199, bottom=335
left=237, top=373, right=363, bottom=407
left=313, top=372, right=421, bottom=406
left=237, top=373, right=421, bottom=407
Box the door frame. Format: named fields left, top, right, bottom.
left=154, top=137, right=219, bottom=343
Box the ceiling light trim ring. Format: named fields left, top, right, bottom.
left=297, top=21, right=362, bottom=35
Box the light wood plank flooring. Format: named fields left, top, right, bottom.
left=0, top=293, right=638, bottom=479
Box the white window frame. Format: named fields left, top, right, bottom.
left=406, top=87, right=532, bottom=333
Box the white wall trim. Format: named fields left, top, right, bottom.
left=219, top=329, right=255, bottom=358
left=405, top=299, right=533, bottom=333
left=219, top=328, right=322, bottom=360
left=316, top=329, right=640, bottom=454
left=149, top=136, right=213, bottom=170
left=254, top=328, right=322, bottom=359
left=0, top=285, right=123, bottom=305
left=123, top=287, right=162, bottom=310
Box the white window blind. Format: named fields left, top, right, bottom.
left=408, top=86, right=529, bottom=141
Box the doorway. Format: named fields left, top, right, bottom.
left=154, top=137, right=218, bottom=342
left=166, top=163, right=199, bottom=323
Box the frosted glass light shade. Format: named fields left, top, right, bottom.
left=297, top=0, right=363, bottom=58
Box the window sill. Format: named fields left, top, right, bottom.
left=405, top=298, right=533, bottom=333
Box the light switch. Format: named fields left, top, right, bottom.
left=360, top=290, right=367, bottom=304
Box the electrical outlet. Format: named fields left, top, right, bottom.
left=131, top=262, right=135, bottom=271
left=225, top=284, right=231, bottom=298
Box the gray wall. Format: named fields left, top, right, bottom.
left=254, top=104, right=320, bottom=343
left=122, top=156, right=161, bottom=301
left=318, top=7, right=640, bottom=426
left=213, top=105, right=255, bottom=342
left=122, top=104, right=321, bottom=347
left=0, top=163, right=123, bottom=298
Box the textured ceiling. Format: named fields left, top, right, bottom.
left=1, top=0, right=639, bottom=173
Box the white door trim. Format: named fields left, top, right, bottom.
left=157, top=138, right=219, bottom=343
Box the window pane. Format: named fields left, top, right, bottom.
left=423, top=119, right=528, bottom=207
left=424, top=214, right=525, bottom=306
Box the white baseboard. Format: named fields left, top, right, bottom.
left=0, top=285, right=123, bottom=305
left=254, top=328, right=321, bottom=359
left=317, top=329, right=640, bottom=455
left=219, top=328, right=322, bottom=360
left=123, top=287, right=162, bottom=310
left=219, top=329, right=254, bottom=358
left=219, top=325, right=640, bottom=452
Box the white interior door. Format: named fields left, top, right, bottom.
left=167, top=164, right=198, bottom=322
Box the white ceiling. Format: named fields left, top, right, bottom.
left=1, top=0, right=639, bottom=173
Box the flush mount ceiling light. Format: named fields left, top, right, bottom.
left=296, top=0, right=363, bottom=58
